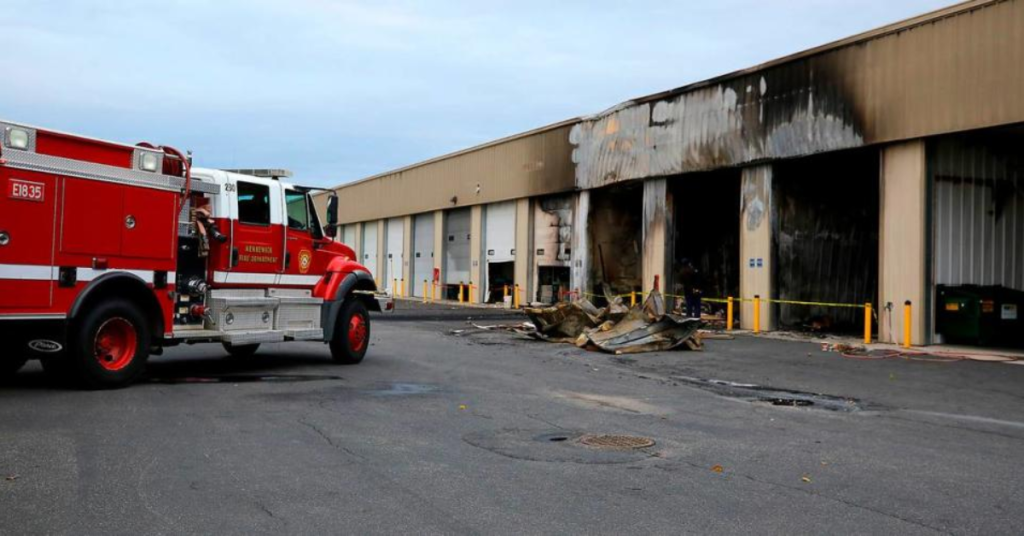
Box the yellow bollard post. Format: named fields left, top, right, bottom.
left=903, top=300, right=912, bottom=348
left=864, top=303, right=872, bottom=344
left=400, top=279, right=405, bottom=298
left=423, top=280, right=428, bottom=304
left=630, top=291, right=637, bottom=308
left=727, top=297, right=734, bottom=331
left=514, top=284, right=521, bottom=309
left=432, top=282, right=437, bottom=302
left=459, top=283, right=465, bottom=304
left=504, top=285, right=509, bottom=302
left=753, top=295, right=761, bottom=334
left=469, top=282, right=475, bottom=304
left=393, top=278, right=397, bottom=297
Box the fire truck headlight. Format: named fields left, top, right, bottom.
left=7, top=128, right=29, bottom=150
left=140, top=152, right=159, bottom=172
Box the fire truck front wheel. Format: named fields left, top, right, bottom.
left=67, top=299, right=151, bottom=389
left=330, top=299, right=369, bottom=365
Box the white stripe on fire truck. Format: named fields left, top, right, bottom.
left=278, top=274, right=322, bottom=286
left=0, top=264, right=173, bottom=285
left=77, top=268, right=157, bottom=284
left=213, top=271, right=321, bottom=286
left=213, top=271, right=276, bottom=285
left=0, top=314, right=67, bottom=321
left=0, top=264, right=56, bottom=281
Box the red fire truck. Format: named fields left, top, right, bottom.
left=0, top=120, right=392, bottom=388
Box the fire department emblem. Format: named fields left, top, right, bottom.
left=298, top=250, right=313, bottom=274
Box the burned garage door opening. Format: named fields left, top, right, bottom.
left=535, top=194, right=574, bottom=304
left=486, top=262, right=514, bottom=303
left=537, top=266, right=571, bottom=304
left=774, top=148, right=879, bottom=334
left=670, top=170, right=741, bottom=314
left=588, top=184, right=643, bottom=301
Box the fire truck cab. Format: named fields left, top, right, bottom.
left=0, top=120, right=391, bottom=388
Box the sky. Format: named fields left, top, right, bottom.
left=1, top=0, right=955, bottom=187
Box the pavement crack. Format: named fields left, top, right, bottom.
left=879, top=413, right=1024, bottom=442
left=255, top=499, right=276, bottom=519
left=136, top=454, right=180, bottom=532
left=525, top=413, right=568, bottom=430
left=654, top=460, right=951, bottom=534
left=297, top=417, right=368, bottom=461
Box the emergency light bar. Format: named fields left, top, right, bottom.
left=222, top=168, right=293, bottom=180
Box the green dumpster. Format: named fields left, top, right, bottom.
left=936, top=285, right=1024, bottom=347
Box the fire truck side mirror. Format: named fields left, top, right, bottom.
left=324, top=194, right=339, bottom=238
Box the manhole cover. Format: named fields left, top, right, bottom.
left=578, top=434, right=655, bottom=450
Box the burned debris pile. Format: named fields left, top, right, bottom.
left=523, top=290, right=703, bottom=354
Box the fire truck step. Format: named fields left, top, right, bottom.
left=169, top=329, right=227, bottom=342
left=284, top=328, right=324, bottom=341
left=222, top=330, right=286, bottom=345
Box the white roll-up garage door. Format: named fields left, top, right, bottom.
left=484, top=201, right=516, bottom=301
left=412, top=213, right=435, bottom=297
left=485, top=201, right=516, bottom=263
left=445, top=208, right=471, bottom=286
left=361, top=221, right=378, bottom=282
left=932, top=136, right=1024, bottom=290
left=342, top=224, right=356, bottom=248
left=384, top=217, right=404, bottom=294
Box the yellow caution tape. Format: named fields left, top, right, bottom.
left=761, top=298, right=867, bottom=309
left=580, top=292, right=869, bottom=310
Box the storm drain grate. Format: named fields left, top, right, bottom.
left=578, top=434, right=655, bottom=450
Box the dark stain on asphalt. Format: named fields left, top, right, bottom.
left=365, top=382, right=440, bottom=396
left=146, top=374, right=343, bottom=385
left=671, top=376, right=870, bottom=412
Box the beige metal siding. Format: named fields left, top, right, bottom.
left=739, top=166, right=774, bottom=331
left=879, top=141, right=928, bottom=345
left=333, top=122, right=577, bottom=224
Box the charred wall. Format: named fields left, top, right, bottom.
left=571, top=59, right=863, bottom=189
left=535, top=195, right=574, bottom=266
left=570, top=0, right=1024, bottom=190
left=773, top=148, right=880, bottom=332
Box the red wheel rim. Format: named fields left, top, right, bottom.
left=348, top=313, right=368, bottom=353
left=94, top=318, right=138, bottom=371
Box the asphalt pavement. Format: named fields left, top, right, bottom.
left=2, top=301, right=1023, bottom=535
